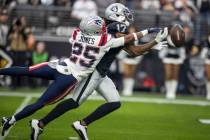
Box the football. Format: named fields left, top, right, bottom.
left=167, top=24, right=185, bottom=47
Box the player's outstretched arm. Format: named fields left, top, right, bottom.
left=123, top=27, right=165, bottom=45
left=124, top=28, right=168, bottom=56
left=106, top=28, right=163, bottom=49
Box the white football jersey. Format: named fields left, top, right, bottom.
left=49, top=28, right=125, bottom=81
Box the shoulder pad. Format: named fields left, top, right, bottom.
left=107, top=22, right=128, bottom=35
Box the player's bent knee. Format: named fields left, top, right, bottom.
left=59, top=98, right=79, bottom=109
left=69, top=98, right=80, bottom=108
left=109, top=101, right=121, bottom=110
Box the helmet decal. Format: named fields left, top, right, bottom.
left=79, top=16, right=104, bottom=36
left=95, top=19, right=103, bottom=26
left=105, top=3, right=133, bottom=26
left=111, top=6, right=118, bottom=12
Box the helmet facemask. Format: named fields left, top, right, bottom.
left=123, top=8, right=134, bottom=26
left=105, top=3, right=134, bottom=26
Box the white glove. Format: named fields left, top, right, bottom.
left=155, top=27, right=168, bottom=43
left=152, top=41, right=168, bottom=50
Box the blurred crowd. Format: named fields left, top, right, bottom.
left=0, top=0, right=210, bottom=99
left=0, top=7, right=49, bottom=88
left=1, top=0, right=209, bottom=38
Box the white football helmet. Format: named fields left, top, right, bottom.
left=105, top=3, right=133, bottom=26
left=79, top=16, right=105, bottom=36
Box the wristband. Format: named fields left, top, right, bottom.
left=132, top=33, right=138, bottom=41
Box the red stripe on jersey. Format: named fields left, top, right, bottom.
left=103, top=33, right=108, bottom=45
left=98, top=34, right=105, bottom=46
left=72, top=30, right=77, bottom=40
left=98, top=21, right=108, bottom=46
left=99, top=34, right=107, bottom=46
left=72, top=28, right=80, bottom=40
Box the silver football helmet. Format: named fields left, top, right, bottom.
left=79, top=16, right=105, bottom=36
left=105, top=3, right=133, bottom=26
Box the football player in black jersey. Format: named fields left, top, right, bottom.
left=30, top=3, right=168, bottom=140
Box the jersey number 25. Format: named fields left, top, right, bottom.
left=70, top=43, right=100, bottom=67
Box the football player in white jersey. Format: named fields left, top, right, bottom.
left=1, top=15, right=166, bottom=140
left=29, top=3, right=169, bottom=140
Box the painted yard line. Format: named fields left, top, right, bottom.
left=0, top=92, right=209, bottom=106
left=0, top=96, right=32, bottom=140
left=0, top=92, right=39, bottom=98
left=88, top=96, right=210, bottom=106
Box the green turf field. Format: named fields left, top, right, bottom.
left=0, top=91, right=210, bottom=140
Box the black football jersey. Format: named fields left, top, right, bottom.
left=96, top=22, right=128, bottom=76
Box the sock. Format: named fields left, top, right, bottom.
left=166, top=80, right=177, bottom=99
left=170, top=80, right=177, bottom=99
left=83, top=102, right=121, bottom=126
left=122, top=78, right=134, bottom=96
left=207, top=82, right=210, bottom=100
left=40, top=98, right=78, bottom=126
left=165, top=80, right=172, bottom=99
left=9, top=116, right=16, bottom=125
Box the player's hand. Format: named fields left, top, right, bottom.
left=148, top=27, right=162, bottom=34
left=155, top=27, right=168, bottom=43
left=152, top=41, right=168, bottom=50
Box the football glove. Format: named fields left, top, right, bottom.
left=152, top=41, right=168, bottom=50
left=155, top=27, right=168, bottom=43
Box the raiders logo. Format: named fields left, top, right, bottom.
left=111, top=6, right=118, bottom=12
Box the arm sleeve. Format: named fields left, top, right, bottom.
left=106, top=37, right=125, bottom=48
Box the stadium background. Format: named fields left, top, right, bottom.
left=0, top=0, right=209, bottom=97
left=0, top=1, right=210, bottom=140
left=1, top=0, right=210, bottom=94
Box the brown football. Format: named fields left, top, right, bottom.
left=167, top=24, right=185, bottom=47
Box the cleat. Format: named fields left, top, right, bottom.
left=72, top=121, right=89, bottom=140
left=30, top=120, right=43, bottom=140
left=1, top=117, right=13, bottom=136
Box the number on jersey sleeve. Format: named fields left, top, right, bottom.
left=107, top=22, right=128, bottom=35
left=116, top=23, right=127, bottom=33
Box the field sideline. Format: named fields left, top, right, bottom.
left=0, top=90, right=210, bottom=140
